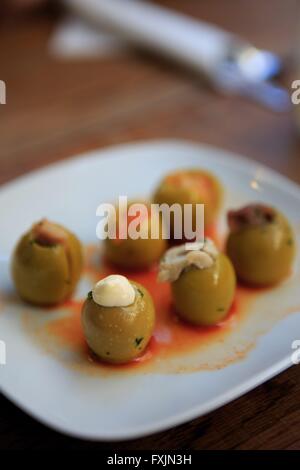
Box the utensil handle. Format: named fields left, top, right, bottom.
left=65, top=0, right=241, bottom=75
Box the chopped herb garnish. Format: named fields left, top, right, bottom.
left=287, top=238, right=293, bottom=246
left=137, top=288, right=144, bottom=297
left=87, top=291, right=93, bottom=300
left=135, top=337, right=144, bottom=347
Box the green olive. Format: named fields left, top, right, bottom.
left=11, top=220, right=83, bottom=305
left=153, top=169, right=223, bottom=237
left=172, top=253, right=236, bottom=326
left=226, top=205, right=295, bottom=286
left=105, top=201, right=167, bottom=269
left=81, top=282, right=155, bottom=363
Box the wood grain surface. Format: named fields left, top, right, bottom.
left=1, top=0, right=300, bottom=450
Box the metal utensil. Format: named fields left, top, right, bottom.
left=65, top=0, right=290, bottom=112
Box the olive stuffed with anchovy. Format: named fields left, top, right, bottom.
left=226, top=204, right=295, bottom=286
left=12, top=219, right=83, bottom=305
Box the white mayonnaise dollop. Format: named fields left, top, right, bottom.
left=92, top=274, right=135, bottom=307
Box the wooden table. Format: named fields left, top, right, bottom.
left=1, top=0, right=300, bottom=450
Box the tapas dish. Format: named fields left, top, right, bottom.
left=0, top=140, right=299, bottom=440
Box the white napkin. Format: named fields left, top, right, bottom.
left=49, top=15, right=127, bottom=59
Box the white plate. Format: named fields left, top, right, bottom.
left=1, top=140, right=300, bottom=441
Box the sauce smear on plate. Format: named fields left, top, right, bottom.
left=38, top=243, right=258, bottom=374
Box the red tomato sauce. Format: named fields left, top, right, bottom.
left=45, top=243, right=258, bottom=372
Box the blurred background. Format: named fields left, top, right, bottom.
left=0, top=0, right=299, bottom=188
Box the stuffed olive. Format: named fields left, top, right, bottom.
left=12, top=219, right=83, bottom=305
left=82, top=275, right=155, bottom=363
left=226, top=204, right=295, bottom=286
left=158, top=239, right=236, bottom=326
left=153, top=169, right=223, bottom=238
left=105, top=200, right=166, bottom=269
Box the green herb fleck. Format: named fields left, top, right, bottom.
left=287, top=238, right=293, bottom=246
left=135, top=337, right=144, bottom=347
left=87, top=291, right=93, bottom=300
left=137, top=288, right=144, bottom=297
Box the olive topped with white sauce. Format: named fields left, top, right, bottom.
left=81, top=275, right=155, bottom=363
